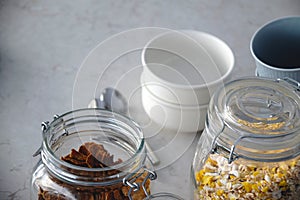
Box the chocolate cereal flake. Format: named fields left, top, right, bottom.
left=38, top=142, right=150, bottom=200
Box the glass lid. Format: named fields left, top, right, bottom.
left=215, top=77, right=300, bottom=135
left=207, top=77, right=300, bottom=163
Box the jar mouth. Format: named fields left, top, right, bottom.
left=41, top=108, right=146, bottom=185
left=207, top=77, right=300, bottom=162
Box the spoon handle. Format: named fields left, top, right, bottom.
left=145, top=141, right=160, bottom=165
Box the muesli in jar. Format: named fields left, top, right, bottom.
left=195, top=155, right=300, bottom=199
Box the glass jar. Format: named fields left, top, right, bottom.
left=144, top=193, right=184, bottom=200
left=31, top=109, right=157, bottom=200
left=192, top=77, right=300, bottom=200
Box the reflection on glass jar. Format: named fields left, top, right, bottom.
left=31, top=109, right=157, bottom=200
left=144, top=192, right=184, bottom=200
left=192, top=77, right=300, bottom=200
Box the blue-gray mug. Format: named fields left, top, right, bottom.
left=251, top=16, right=300, bottom=81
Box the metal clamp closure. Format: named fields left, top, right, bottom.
left=210, top=123, right=225, bottom=154
left=210, top=123, right=240, bottom=164
left=276, top=77, right=300, bottom=92
left=211, top=126, right=283, bottom=164
left=41, top=121, right=50, bottom=133
left=211, top=141, right=239, bottom=164
left=33, top=114, right=60, bottom=157
left=123, top=167, right=157, bottom=200
left=32, top=121, right=50, bottom=157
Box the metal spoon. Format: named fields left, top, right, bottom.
left=88, top=87, right=160, bottom=165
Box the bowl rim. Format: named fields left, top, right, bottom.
left=141, top=30, right=235, bottom=89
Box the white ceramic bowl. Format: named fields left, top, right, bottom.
left=141, top=30, right=234, bottom=106
left=141, top=73, right=208, bottom=132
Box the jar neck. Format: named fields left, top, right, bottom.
left=41, top=109, right=147, bottom=186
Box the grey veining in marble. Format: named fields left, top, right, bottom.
left=0, top=0, right=299, bottom=199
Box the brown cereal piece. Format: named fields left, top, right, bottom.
left=83, top=142, right=115, bottom=166
left=39, top=142, right=150, bottom=200
left=86, top=153, right=107, bottom=168
left=70, top=149, right=87, bottom=161
left=38, top=187, right=71, bottom=200
left=61, top=154, right=88, bottom=167
left=114, top=158, right=123, bottom=165
left=112, top=189, right=124, bottom=199
left=74, top=192, right=92, bottom=200
left=79, top=145, right=90, bottom=156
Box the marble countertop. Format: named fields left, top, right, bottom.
left=0, top=0, right=299, bottom=199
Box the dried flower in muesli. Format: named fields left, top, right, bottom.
left=195, top=154, right=300, bottom=200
